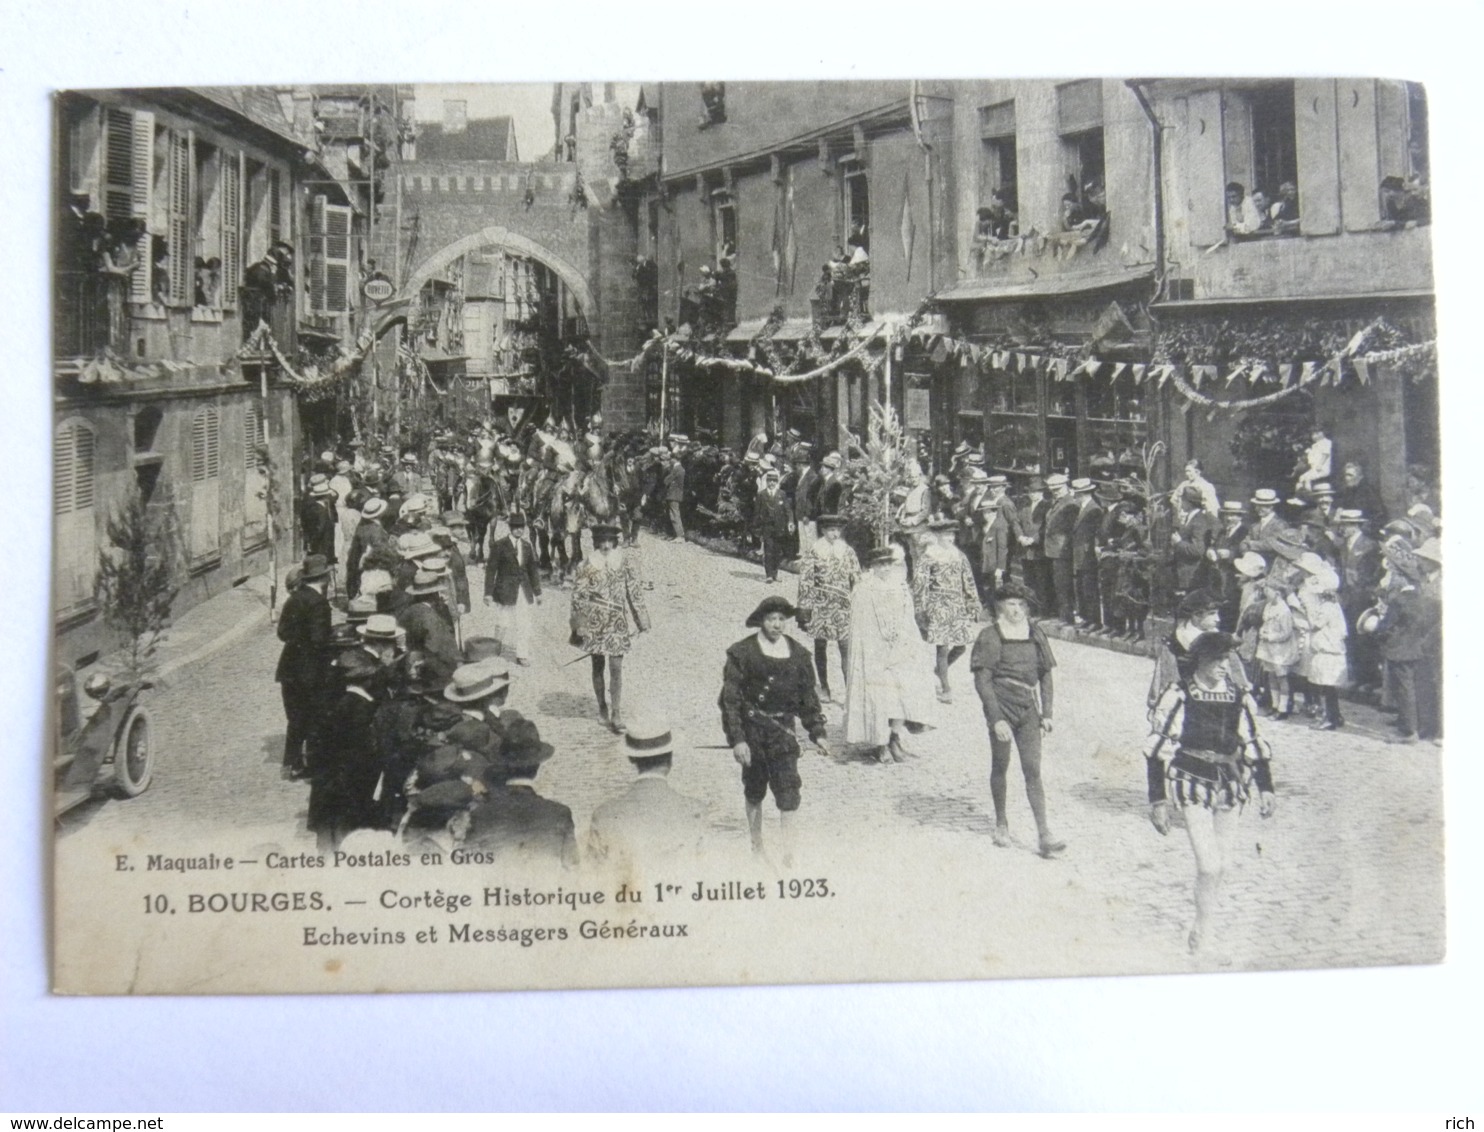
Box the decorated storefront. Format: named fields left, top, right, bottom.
left=934, top=273, right=1159, bottom=484
left=1149, top=298, right=1437, bottom=514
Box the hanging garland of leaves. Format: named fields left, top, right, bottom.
left=239, top=320, right=375, bottom=403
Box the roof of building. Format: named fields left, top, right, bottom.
left=415, top=118, right=519, bottom=162
left=189, top=86, right=304, bottom=148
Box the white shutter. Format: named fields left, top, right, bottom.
left=243, top=403, right=268, bottom=544
left=1295, top=79, right=1341, bottom=236
left=128, top=111, right=155, bottom=303
left=221, top=150, right=243, bottom=309
left=324, top=203, right=352, bottom=313
left=54, top=421, right=97, bottom=609
left=167, top=129, right=194, bottom=306
left=189, top=407, right=221, bottom=561
left=1182, top=90, right=1227, bottom=248
left=308, top=194, right=327, bottom=314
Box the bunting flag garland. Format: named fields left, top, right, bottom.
left=1131, top=363, right=1147, bottom=383
left=1278, top=363, right=1294, bottom=384
left=1354, top=357, right=1371, bottom=385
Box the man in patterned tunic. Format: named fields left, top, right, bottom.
left=570, top=523, right=650, bottom=734
left=794, top=514, right=859, bottom=703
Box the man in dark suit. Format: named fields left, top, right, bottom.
left=463, top=718, right=579, bottom=867
left=483, top=511, right=543, bottom=665
left=1335, top=508, right=1384, bottom=691
left=587, top=715, right=710, bottom=866
left=754, top=469, right=796, bottom=583
left=1169, top=486, right=1218, bottom=601
left=1041, top=474, right=1078, bottom=625
left=1205, top=500, right=1251, bottom=630
left=1017, top=477, right=1053, bottom=616
left=1069, top=478, right=1105, bottom=629
left=300, top=475, right=338, bottom=588
left=275, top=554, right=334, bottom=779
left=1241, top=489, right=1290, bottom=556
left=662, top=450, right=687, bottom=541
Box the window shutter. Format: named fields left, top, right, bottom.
left=1057, top=80, right=1103, bottom=135
left=269, top=167, right=283, bottom=242
left=1182, top=90, right=1228, bottom=248
left=979, top=100, right=1016, bottom=139
left=128, top=111, right=155, bottom=303
left=308, top=194, right=328, bottom=314
left=243, top=404, right=260, bottom=468
left=324, top=203, right=352, bottom=313
left=243, top=403, right=268, bottom=543
left=1375, top=79, right=1413, bottom=185
left=220, top=150, right=243, bottom=309
left=189, top=408, right=221, bottom=561
left=1295, top=79, right=1340, bottom=236
left=167, top=129, right=194, bottom=306
left=54, top=422, right=97, bottom=609
left=102, top=108, right=135, bottom=222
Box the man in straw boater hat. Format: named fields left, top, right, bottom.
left=719, top=596, right=831, bottom=860
left=484, top=510, right=543, bottom=667
left=462, top=715, right=578, bottom=867
left=274, top=553, right=334, bottom=781
left=586, top=714, right=710, bottom=866
left=843, top=548, right=936, bottom=764
left=345, top=495, right=390, bottom=598
left=396, top=559, right=461, bottom=688
left=571, top=522, right=650, bottom=734
left=300, top=474, right=340, bottom=595
left=754, top=466, right=796, bottom=584
left=1241, top=488, right=1290, bottom=558
left=795, top=513, right=861, bottom=704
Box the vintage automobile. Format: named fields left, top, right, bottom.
left=55, top=664, right=154, bottom=813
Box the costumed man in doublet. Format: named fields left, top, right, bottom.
left=587, top=716, right=711, bottom=869
left=570, top=523, right=650, bottom=734
left=794, top=514, right=860, bottom=704
left=970, top=581, right=1064, bottom=859
left=912, top=519, right=982, bottom=704
left=719, top=597, right=832, bottom=861
left=1145, top=631, right=1276, bottom=957
left=843, top=547, right=937, bottom=763
left=483, top=511, right=543, bottom=666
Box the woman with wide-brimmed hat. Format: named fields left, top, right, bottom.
left=970, top=580, right=1064, bottom=857
left=794, top=513, right=860, bottom=703
left=570, top=523, right=650, bottom=733
left=911, top=518, right=982, bottom=703
left=719, top=595, right=831, bottom=860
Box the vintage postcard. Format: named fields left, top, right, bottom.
left=51, top=78, right=1442, bottom=995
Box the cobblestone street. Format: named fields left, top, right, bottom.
left=59, top=532, right=1445, bottom=980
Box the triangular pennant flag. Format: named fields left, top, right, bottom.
left=1132, top=363, right=1147, bottom=383
left=1354, top=357, right=1371, bottom=385
left=1157, top=365, right=1171, bottom=388
left=1013, top=352, right=1026, bottom=371
left=991, top=351, right=1005, bottom=369
left=1052, top=358, right=1069, bottom=382
left=1079, top=358, right=1099, bottom=377
left=1225, top=364, right=1245, bottom=387
left=1278, top=363, right=1294, bottom=384
left=1111, top=362, right=1127, bottom=380
left=1300, top=360, right=1317, bottom=384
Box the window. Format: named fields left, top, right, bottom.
left=712, top=189, right=736, bottom=263
left=1057, top=81, right=1106, bottom=235
left=699, top=83, right=726, bottom=127
left=1221, top=82, right=1297, bottom=236
left=978, top=101, right=1018, bottom=214
left=308, top=194, right=353, bottom=314
left=1249, top=85, right=1297, bottom=206
left=100, top=106, right=154, bottom=303
left=443, top=99, right=467, bottom=132
left=189, top=406, right=221, bottom=565
left=243, top=402, right=268, bottom=547
left=55, top=419, right=98, bottom=612
left=842, top=160, right=869, bottom=248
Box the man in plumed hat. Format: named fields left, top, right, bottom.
left=587, top=715, right=710, bottom=866
left=720, top=596, right=831, bottom=860
left=275, top=554, right=335, bottom=779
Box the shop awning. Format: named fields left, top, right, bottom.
left=418, top=345, right=469, bottom=365
left=724, top=317, right=815, bottom=343
left=935, top=267, right=1154, bottom=303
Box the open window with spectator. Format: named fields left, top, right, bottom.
left=973, top=101, right=1019, bottom=271
left=1378, top=81, right=1430, bottom=229
left=1055, top=81, right=1108, bottom=251
left=699, top=82, right=726, bottom=128
left=1222, top=82, right=1299, bottom=239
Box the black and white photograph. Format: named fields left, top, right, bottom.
left=42, top=70, right=1453, bottom=999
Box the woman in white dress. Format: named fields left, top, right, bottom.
left=843, top=547, right=937, bottom=762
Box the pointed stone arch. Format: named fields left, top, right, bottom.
left=386, top=225, right=596, bottom=336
